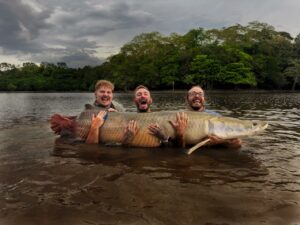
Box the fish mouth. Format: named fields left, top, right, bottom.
left=252, top=121, right=268, bottom=134
left=258, top=121, right=268, bottom=130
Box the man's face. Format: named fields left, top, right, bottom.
left=95, top=86, right=113, bottom=107
left=134, top=88, right=152, bottom=112
left=187, top=87, right=205, bottom=111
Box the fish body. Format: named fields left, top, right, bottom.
left=75, top=109, right=268, bottom=147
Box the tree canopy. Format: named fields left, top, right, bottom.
left=0, top=21, right=299, bottom=91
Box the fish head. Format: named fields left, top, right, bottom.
left=209, top=117, right=268, bottom=139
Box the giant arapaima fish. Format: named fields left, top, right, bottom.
left=51, top=105, right=268, bottom=154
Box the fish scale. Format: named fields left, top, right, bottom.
left=75, top=109, right=268, bottom=148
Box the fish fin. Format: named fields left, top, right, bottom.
left=186, top=138, right=211, bottom=155
left=85, top=104, right=94, bottom=109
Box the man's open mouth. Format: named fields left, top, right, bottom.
left=192, top=98, right=201, bottom=103
left=101, top=96, right=110, bottom=101
left=138, top=99, right=149, bottom=110
left=139, top=99, right=147, bottom=105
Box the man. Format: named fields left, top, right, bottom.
left=185, top=85, right=242, bottom=148
left=124, top=85, right=241, bottom=149
left=186, top=85, right=219, bottom=115
left=122, top=85, right=152, bottom=145
left=85, top=80, right=124, bottom=144
left=134, top=85, right=153, bottom=112
left=51, top=80, right=123, bottom=143
left=92, top=80, right=124, bottom=112
left=122, top=85, right=187, bottom=146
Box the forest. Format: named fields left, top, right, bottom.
left=1, top=21, right=300, bottom=91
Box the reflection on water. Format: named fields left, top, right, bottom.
left=0, top=91, right=299, bottom=225
left=53, top=138, right=267, bottom=188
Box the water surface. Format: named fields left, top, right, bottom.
left=0, top=92, right=299, bottom=225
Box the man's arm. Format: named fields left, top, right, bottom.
left=169, top=112, right=189, bottom=148
left=148, top=112, right=188, bottom=147
left=148, top=123, right=169, bottom=145
left=207, top=135, right=242, bottom=148
left=85, top=111, right=107, bottom=144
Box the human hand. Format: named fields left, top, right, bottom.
left=207, top=135, right=242, bottom=148
left=107, top=108, right=117, bottom=112
left=123, top=120, right=138, bottom=145
left=169, top=112, right=188, bottom=137
left=226, top=138, right=242, bottom=148
left=91, top=111, right=107, bottom=129
left=148, top=123, right=168, bottom=141
left=207, top=135, right=223, bottom=145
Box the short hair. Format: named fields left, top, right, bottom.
left=134, top=85, right=150, bottom=94
left=94, top=80, right=114, bottom=91
left=187, top=85, right=204, bottom=98
left=188, top=85, right=203, bottom=91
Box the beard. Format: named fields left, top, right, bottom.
left=191, top=105, right=202, bottom=111
left=189, top=98, right=204, bottom=111
left=137, top=104, right=150, bottom=112
left=138, top=108, right=149, bottom=112
left=136, top=98, right=151, bottom=112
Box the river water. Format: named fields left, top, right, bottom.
left=0, top=92, right=299, bottom=225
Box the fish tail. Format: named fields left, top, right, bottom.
left=50, top=113, right=77, bottom=136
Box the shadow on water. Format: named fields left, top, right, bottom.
left=53, top=137, right=268, bottom=189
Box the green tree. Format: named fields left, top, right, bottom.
left=283, top=60, right=300, bottom=91
left=0, top=62, right=16, bottom=71
left=219, top=62, right=257, bottom=87
left=185, top=54, right=221, bottom=88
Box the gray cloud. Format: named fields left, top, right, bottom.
left=0, top=0, right=51, bottom=52
left=0, top=0, right=156, bottom=67
left=28, top=49, right=104, bottom=68
left=58, top=51, right=104, bottom=68
left=1, top=0, right=300, bottom=67
left=47, top=1, right=155, bottom=37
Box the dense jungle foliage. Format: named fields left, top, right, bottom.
left=1, top=21, right=300, bottom=91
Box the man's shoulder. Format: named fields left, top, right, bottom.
left=111, top=100, right=125, bottom=112
left=203, top=109, right=221, bottom=116
left=185, top=107, right=221, bottom=116
left=86, top=101, right=125, bottom=112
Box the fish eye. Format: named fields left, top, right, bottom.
left=253, top=122, right=257, bottom=126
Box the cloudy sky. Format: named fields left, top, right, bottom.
left=1, top=0, right=300, bottom=68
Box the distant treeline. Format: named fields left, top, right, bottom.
left=1, top=21, right=300, bottom=91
